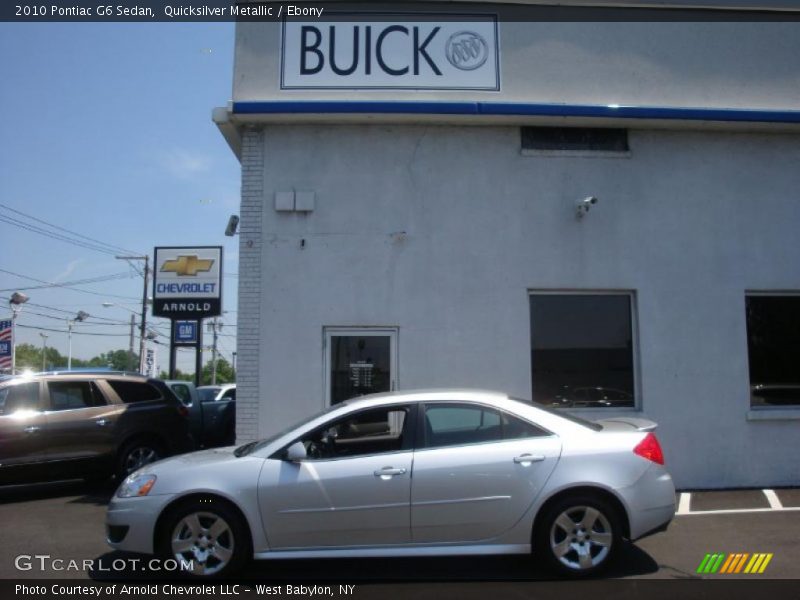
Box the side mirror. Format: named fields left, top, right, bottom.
left=285, top=441, right=307, bottom=462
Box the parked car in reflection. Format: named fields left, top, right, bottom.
left=0, top=371, right=193, bottom=485
left=750, top=384, right=800, bottom=406
left=547, top=386, right=634, bottom=408
left=107, top=389, right=674, bottom=578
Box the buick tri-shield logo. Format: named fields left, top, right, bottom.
left=446, top=31, right=489, bottom=71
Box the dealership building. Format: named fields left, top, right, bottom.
left=214, top=2, right=800, bottom=489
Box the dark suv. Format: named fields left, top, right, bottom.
left=0, top=371, right=194, bottom=485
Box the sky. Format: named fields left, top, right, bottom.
left=0, top=23, right=241, bottom=374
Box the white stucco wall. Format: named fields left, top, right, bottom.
left=240, top=124, right=800, bottom=490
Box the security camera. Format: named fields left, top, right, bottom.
left=224, top=214, right=240, bottom=237
left=575, top=196, right=598, bottom=219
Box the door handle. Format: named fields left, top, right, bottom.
left=23, top=426, right=41, bottom=434
left=95, top=419, right=109, bottom=427
left=374, top=467, right=407, bottom=480
left=513, top=454, right=545, bottom=465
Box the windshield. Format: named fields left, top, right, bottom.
left=235, top=402, right=345, bottom=456
left=197, top=387, right=221, bottom=402
left=510, top=396, right=603, bottom=431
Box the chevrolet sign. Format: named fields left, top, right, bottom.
left=153, top=246, right=222, bottom=320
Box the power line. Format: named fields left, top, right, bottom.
left=0, top=272, right=132, bottom=293
left=0, top=203, right=140, bottom=256
left=0, top=268, right=140, bottom=301
left=12, top=300, right=132, bottom=324
left=17, top=324, right=131, bottom=337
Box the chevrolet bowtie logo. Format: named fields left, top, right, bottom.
left=160, top=256, right=214, bottom=277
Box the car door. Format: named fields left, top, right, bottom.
left=411, top=402, right=561, bottom=544
left=258, top=404, right=415, bottom=549
left=43, top=379, right=122, bottom=464
left=0, top=381, right=48, bottom=479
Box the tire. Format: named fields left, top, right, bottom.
left=158, top=498, right=250, bottom=578
left=535, top=494, right=622, bottom=578
left=116, top=438, right=164, bottom=480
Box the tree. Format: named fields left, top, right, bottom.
left=201, top=356, right=235, bottom=385
left=88, top=349, right=139, bottom=371
left=159, top=369, right=193, bottom=382
left=13, top=343, right=73, bottom=371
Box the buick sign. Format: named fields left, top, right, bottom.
left=281, top=16, right=499, bottom=90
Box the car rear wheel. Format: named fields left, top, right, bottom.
left=536, top=495, right=622, bottom=577
left=159, top=500, right=250, bottom=578
left=116, top=439, right=163, bottom=479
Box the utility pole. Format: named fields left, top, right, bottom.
left=128, top=314, right=136, bottom=371
left=9, top=292, right=29, bottom=375
left=208, top=318, right=221, bottom=385
left=115, top=255, right=149, bottom=374
left=39, top=333, right=48, bottom=371
left=67, top=310, right=89, bottom=371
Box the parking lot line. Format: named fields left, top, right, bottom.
left=677, top=492, right=691, bottom=515
left=678, top=506, right=800, bottom=516
left=763, top=489, right=783, bottom=509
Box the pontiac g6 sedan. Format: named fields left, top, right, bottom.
left=107, top=389, right=675, bottom=578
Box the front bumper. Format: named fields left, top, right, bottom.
left=106, top=494, right=174, bottom=555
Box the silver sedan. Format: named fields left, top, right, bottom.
left=106, top=389, right=675, bottom=578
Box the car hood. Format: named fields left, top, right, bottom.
left=141, top=446, right=240, bottom=475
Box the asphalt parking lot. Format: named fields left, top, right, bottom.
left=1, top=481, right=798, bottom=587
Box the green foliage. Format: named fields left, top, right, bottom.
left=11, top=343, right=137, bottom=372
left=201, top=356, right=235, bottom=385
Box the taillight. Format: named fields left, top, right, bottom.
left=633, top=432, right=664, bottom=465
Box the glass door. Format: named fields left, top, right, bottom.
left=324, top=328, right=398, bottom=406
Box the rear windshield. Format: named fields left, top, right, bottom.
left=510, top=396, right=603, bottom=431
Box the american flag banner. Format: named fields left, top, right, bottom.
left=0, top=318, right=12, bottom=372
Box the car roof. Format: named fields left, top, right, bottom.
left=342, top=388, right=511, bottom=409
left=0, top=371, right=152, bottom=384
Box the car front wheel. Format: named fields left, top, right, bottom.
left=160, top=499, right=250, bottom=578
left=536, top=495, right=622, bottom=577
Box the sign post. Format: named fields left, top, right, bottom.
left=154, top=247, right=222, bottom=387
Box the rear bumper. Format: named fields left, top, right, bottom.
left=618, top=465, right=676, bottom=540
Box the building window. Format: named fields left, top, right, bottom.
left=521, top=127, right=629, bottom=153
left=530, top=293, right=636, bottom=408
left=746, top=295, right=800, bottom=407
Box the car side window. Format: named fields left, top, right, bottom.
left=221, top=388, right=236, bottom=401
left=298, top=405, right=410, bottom=460
left=106, top=380, right=162, bottom=403
left=0, top=383, right=40, bottom=415
left=47, top=381, right=105, bottom=411
left=500, top=411, right=550, bottom=439
left=423, top=403, right=503, bottom=449
left=422, top=403, right=550, bottom=448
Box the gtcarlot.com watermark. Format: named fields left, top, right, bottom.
left=14, top=554, right=193, bottom=573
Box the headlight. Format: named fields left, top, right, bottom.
left=117, top=473, right=157, bottom=498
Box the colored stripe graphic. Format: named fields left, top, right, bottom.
left=701, top=553, right=773, bottom=574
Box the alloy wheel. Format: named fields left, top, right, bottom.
left=549, top=505, right=613, bottom=571
left=124, top=446, right=159, bottom=475
left=171, top=512, right=235, bottom=576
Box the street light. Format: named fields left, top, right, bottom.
left=67, top=310, right=89, bottom=371
left=39, top=332, right=48, bottom=371
left=9, top=292, right=29, bottom=375
left=103, top=302, right=138, bottom=371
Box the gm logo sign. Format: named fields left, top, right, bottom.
left=281, top=16, right=499, bottom=91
